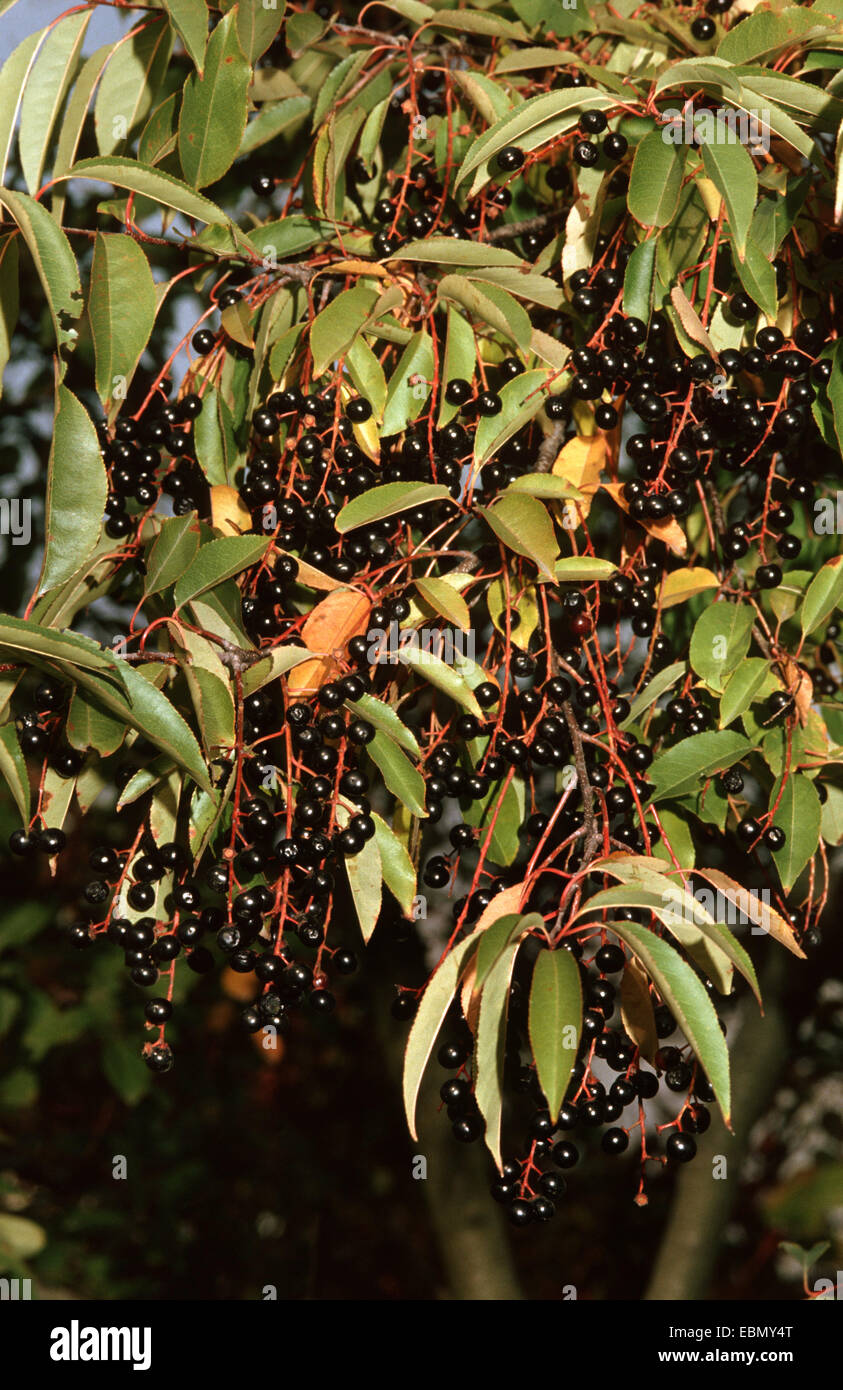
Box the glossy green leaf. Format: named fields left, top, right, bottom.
left=162, top=0, right=209, bottom=72
left=689, top=602, right=754, bottom=692
left=628, top=131, right=683, bottom=228
left=346, top=337, right=387, bottom=418
left=0, top=189, right=82, bottom=368
left=66, top=689, right=125, bottom=756
left=701, top=138, right=757, bottom=258
left=398, top=646, right=482, bottom=717
left=56, top=156, right=230, bottom=225
left=240, top=95, right=311, bottom=156
left=505, top=474, right=583, bottom=501
left=719, top=658, right=776, bottom=728
left=463, top=773, right=525, bottom=868
left=438, top=306, right=475, bottom=427
left=554, top=556, right=617, bottom=582
left=240, top=645, right=313, bottom=697
left=801, top=554, right=843, bottom=636
left=174, top=535, right=269, bottom=610
left=89, top=232, right=157, bottom=414
left=456, top=88, right=612, bottom=197
left=38, top=386, right=107, bottom=595
left=438, top=274, right=531, bottom=350
left=0, top=616, right=125, bottom=688
left=716, top=6, right=832, bottom=64
left=336, top=482, right=450, bottom=534
left=623, top=235, right=657, bottom=323
left=367, top=730, right=426, bottom=818
left=528, top=947, right=582, bottom=1118
left=310, top=284, right=378, bottom=377
left=480, top=493, right=558, bottom=581
left=403, top=931, right=479, bottom=1139
left=137, top=91, right=181, bottom=166
left=179, top=8, right=250, bottom=187
left=235, top=0, right=283, bottom=62
left=95, top=18, right=173, bottom=156
left=0, top=232, right=18, bottom=396
left=50, top=42, right=114, bottom=223
left=346, top=694, right=420, bottom=757
left=372, top=812, right=416, bottom=916
left=0, top=27, right=47, bottom=183
left=476, top=927, right=526, bottom=1168
left=345, top=831, right=382, bottom=943
left=600, top=918, right=731, bottom=1124
left=473, top=369, right=548, bottom=467
left=734, top=238, right=779, bottom=321
left=19, top=11, right=90, bottom=195
left=619, top=661, right=686, bottom=730
left=649, top=731, right=752, bottom=802
left=144, top=515, right=201, bottom=598
left=414, top=577, right=471, bottom=632
left=0, top=723, right=29, bottom=824
left=769, top=774, right=822, bottom=892
left=381, top=329, right=435, bottom=438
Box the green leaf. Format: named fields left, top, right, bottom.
left=381, top=329, right=435, bottom=438
left=505, top=474, right=583, bottom=501
left=397, top=646, right=482, bottom=717
left=689, top=601, right=755, bottom=692
left=554, top=556, right=617, bottom=582
left=623, top=235, right=658, bottom=323
left=456, top=88, right=612, bottom=197
left=95, top=17, right=173, bottom=156
left=174, top=535, right=269, bottom=610
left=144, top=514, right=201, bottom=598
left=310, top=284, right=378, bottom=377
left=463, top=773, right=525, bottom=867
left=438, top=274, right=531, bottom=350
left=801, top=554, right=843, bottom=636
left=240, top=95, right=311, bottom=157
left=179, top=8, right=250, bottom=187
left=0, top=27, right=46, bottom=185
left=38, top=385, right=107, bottom=596
left=372, top=812, right=417, bottom=916
left=66, top=689, right=125, bottom=756
left=102, top=1035, right=152, bottom=1105
left=480, top=493, right=559, bottom=581
left=528, top=947, right=582, bottom=1118
left=769, top=774, right=822, bottom=892
left=719, top=658, right=776, bottom=728
left=438, top=307, right=476, bottom=427
left=50, top=42, right=115, bottom=223
left=72, top=660, right=211, bottom=793
left=734, top=238, right=779, bottom=321
left=716, top=6, right=832, bottom=64
left=138, top=91, right=181, bottom=166
left=628, top=131, right=684, bottom=228
left=0, top=616, right=126, bottom=689
left=162, top=0, right=209, bottom=72
left=240, top=645, right=313, bottom=696
left=235, top=0, right=283, bottom=63
left=403, top=932, right=479, bottom=1140
left=475, top=927, right=527, bottom=1168
left=56, top=156, right=230, bottom=225
left=399, top=238, right=526, bottom=268
left=347, top=337, right=387, bottom=418
left=345, top=829, right=382, bottom=943
left=649, top=731, right=752, bottom=802
left=601, top=918, right=731, bottom=1124
left=0, top=723, right=28, bottom=824
left=89, top=232, right=157, bottom=415
left=619, top=661, right=686, bottom=730
left=335, top=482, right=450, bottom=534
left=346, top=694, right=420, bottom=757
left=367, top=730, right=426, bottom=818
left=473, top=369, right=548, bottom=467
left=415, top=577, right=471, bottom=632
left=700, top=138, right=757, bottom=259
left=0, top=232, right=18, bottom=396
left=0, top=188, right=82, bottom=368
left=19, top=10, right=90, bottom=195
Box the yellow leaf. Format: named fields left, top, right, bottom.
left=660, top=566, right=720, bottom=608
left=210, top=484, right=252, bottom=536
left=696, top=176, right=722, bottom=221
left=552, top=433, right=605, bottom=529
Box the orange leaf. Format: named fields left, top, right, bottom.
left=620, top=957, right=657, bottom=1064
left=552, top=434, right=605, bottom=529
left=287, top=587, right=371, bottom=696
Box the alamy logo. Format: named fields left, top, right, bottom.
left=0, top=1277, right=31, bottom=1299
left=367, top=622, right=476, bottom=666
left=0, top=498, right=31, bottom=546
left=661, top=883, right=772, bottom=934
left=50, top=1320, right=151, bottom=1372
